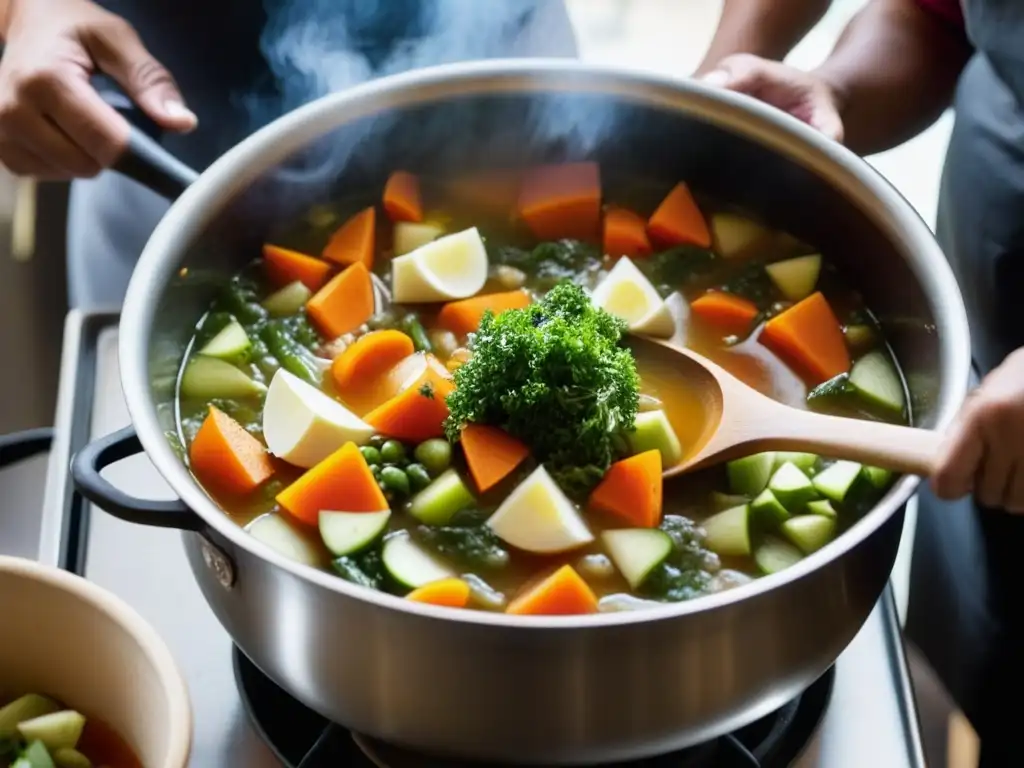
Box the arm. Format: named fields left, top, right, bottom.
left=813, top=0, right=972, bottom=155
left=695, top=0, right=833, bottom=75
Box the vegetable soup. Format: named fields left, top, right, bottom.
left=175, top=163, right=907, bottom=615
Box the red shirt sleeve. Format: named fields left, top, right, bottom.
left=916, top=0, right=965, bottom=29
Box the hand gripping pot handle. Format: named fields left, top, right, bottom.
left=71, top=426, right=205, bottom=531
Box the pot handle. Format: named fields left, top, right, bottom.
left=0, top=427, right=53, bottom=469
left=71, top=426, right=205, bottom=531
left=93, top=75, right=200, bottom=200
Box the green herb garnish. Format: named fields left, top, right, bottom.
left=445, top=282, right=640, bottom=497
left=419, top=382, right=435, bottom=399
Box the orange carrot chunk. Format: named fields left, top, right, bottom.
left=189, top=405, right=274, bottom=496
left=365, top=355, right=454, bottom=442
left=589, top=449, right=663, bottom=528
left=322, top=206, right=376, bottom=269
left=603, top=206, right=652, bottom=258
left=383, top=171, right=423, bottom=223
left=690, top=291, right=760, bottom=336
left=407, top=578, right=472, bottom=608
left=506, top=565, right=598, bottom=616
left=436, top=290, right=532, bottom=338
left=517, top=162, right=601, bottom=241
left=332, top=329, right=415, bottom=400
left=647, top=182, right=711, bottom=248
left=461, top=424, right=530, bottom=493
left=306, top=262, right=374, bottom=339
left=276, top=442, right=387, bottom=527
left=263, top=244, right=332, bottom=291
left=759, top=291, right=851, bottom=386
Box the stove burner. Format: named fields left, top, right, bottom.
left=233, top=647, right=834, bottom=768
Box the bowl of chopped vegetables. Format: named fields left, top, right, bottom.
left=0, top=557, right=191, bottom=768
left=70, top=60, right=969, bottom=763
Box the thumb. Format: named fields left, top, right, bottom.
left=697, top=54, right=769, bottom=96
left=85, top=23, right=197, bottom=133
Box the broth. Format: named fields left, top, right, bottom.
left=174, top=165, right=907, bottom=615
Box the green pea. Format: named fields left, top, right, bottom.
left=368, top=434, right=386, bottom=449
left=370, top=464, right=382, bottom=479
left=414, top=439, right=452, bottom=476
left=380, top=440, right=407, bottom=465
left=406, top=463, right=432, bottom=492
left=360, top=446, right=382, bottom=465
left=380, top=466, right=411, bottom=496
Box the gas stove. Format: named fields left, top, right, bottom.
left=33, top=311, right=928, bottom=767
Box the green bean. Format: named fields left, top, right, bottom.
left=380, top=439, right=406, bottom=465
left=217, top=284, right=268, bottom=326
left=288, top=313, right=322, bottom=349
left=414, top=439, right=452, bottom=476
left=406, top=463, right=432, bottom=492
left=360, top=446, right=382, bottom=465
left=401, top=313, right=432, bottom=353
left=259, top=322, right=320, bottom=385
left=380, top=466, right=410, bottom=496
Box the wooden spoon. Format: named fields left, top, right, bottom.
left=627, top=336, right=942, bottom=477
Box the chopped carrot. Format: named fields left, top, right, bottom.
left=603, top=206, right=651, bottom=258
left=322, top=206, right=376, bottom=269
left=759, top=291, right=850, bottom=386
left=332, top=329, right=415, bottom=402
left=690, top=291, right=760, bottom=336
left=306, top=262, right=374, bottom=339
left=406, top=578, right=471, bottom=608
left=364, top=354, right=454, bottom=442
left=383, top=171, right=423, bottom=223
left=461, top=424, right=530, bottom=493
left=517, top=162, right=601, bottom=241
left=436, top=290, right=531, bottom=338
left=589, top=450, right=663, bottom=528
left=189, top=406, right=273, bottom=496
left=263, top=244, right=332, bottom=291
left=276, top=442, right=387, bottom=527
left=647, top=182, right=711, bottom=248
left=506, top=565, right=598, bottom=616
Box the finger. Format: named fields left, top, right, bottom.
left=930, top=410, right=984, bottom=499
left=2, top=106, right=100, bottom=177
left=1003, top=463, right=1024, bottom=513
left=698, top=54, right=769, bottom=96
left=808, top=103, right=844, bottom=143
left=83, top=20, right=197, bottom=132
left=0, top=139, right=64, bottom=179
left=976, top=420, right=1015, bottom=508
left=39, top=75, right=130, bottom=167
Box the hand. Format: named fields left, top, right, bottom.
left=0, top=0, right=196, bottom=179
left=932, top=347, right=1024, bottom=512
left=698, top=54, right=845, bottom=144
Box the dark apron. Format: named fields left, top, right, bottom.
left=906, top=1, right=1024, bottom=762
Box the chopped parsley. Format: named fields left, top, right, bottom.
left=418, top=382, right=435, bottom=399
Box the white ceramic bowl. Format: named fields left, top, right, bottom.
left=0, top=556, right=191, bottom=767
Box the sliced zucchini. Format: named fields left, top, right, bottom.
left=701, top=504, right=751, bottom=557
left=711, top=213, right=771, bottom=259
left=849, top=350, right=905, bottom=415
left=14, top=741, right=55, bottom=768
left=628, top=410, right=684, bottom=467
left=408, top=469, right=475, bottom=526
left=764, top=254, right=821, bottom=302
left=198, top=319, right=251, bottom=360
left=52, top=748, right=91, bottom=768
left=0, top=695, right=59, bottom=739
left=382, top=531, right=454, bottom=590
left=319, top=510, right=390, bottom=557
left=247, top=514, right=323, bottom=567
left=862, top=465, right=893, bottom=490
left=773, top=451, right=818, bottom=474
left=768, top=462, right=818, bottom=511
left=781, top=514, right=837, bottom=554
left=601, top=529, right=674, bottom=589
left=812, top=460, right=863, bottom=504
left=727, top=452, right=776, bottom=496
left=711, top=491, right=749, bottom=512
left=806, top=499, right=837, bottom=518
left=180, top=356, right=266, bottom=400
left=262, top=280, right=313, bottom=317
left=751, top=489, right=790, bottom=527
left=754, top=536, right=804, bottom=574
left=17, top=710, right=85, bottom=752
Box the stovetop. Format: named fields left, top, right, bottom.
left=35, top=311, right=929, bottom=767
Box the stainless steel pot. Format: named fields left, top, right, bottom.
left=71, top=60, right=971, bottom=764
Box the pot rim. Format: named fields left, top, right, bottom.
left=120, top=58, right=971, bottom=628
left=0, top=556, right=192, bottom=766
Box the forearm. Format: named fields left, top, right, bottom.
left=814, top=0, right=971, bottom=155
left=695, top=0, right=832, bottom=75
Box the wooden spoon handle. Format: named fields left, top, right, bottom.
left=772, top=408, right=942, bottom=476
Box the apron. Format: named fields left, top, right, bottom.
left=906, top=1, right=1024, bottom=762
left=66, top=0, right=578, bottom=308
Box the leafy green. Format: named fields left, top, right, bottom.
left=636, top=245, right=717, bottom=296
left=331, top=547, right=387, bottom=590
left=445, top=282, right=640, bottom=497
left=723, top=263, right=777, bottom=310
left=415, top=525, right=510, bottom=570
left=639, top=515, right=716, bottom=602
left=489, top=239, right=603, bottom=289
